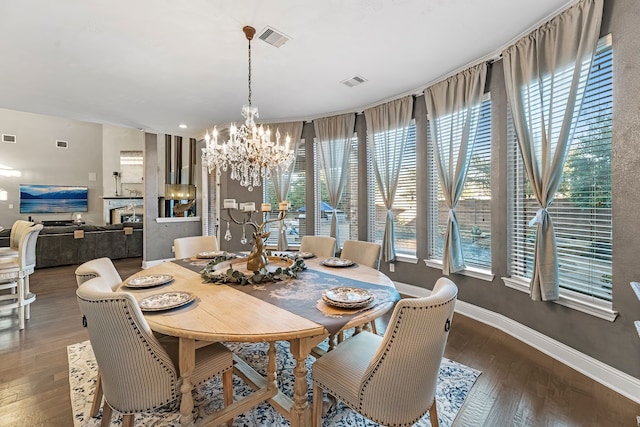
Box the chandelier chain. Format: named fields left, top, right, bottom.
left=247, top=37, right=252, bottom=107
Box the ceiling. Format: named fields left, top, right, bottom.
left=0, top=0, right=574, bottom=139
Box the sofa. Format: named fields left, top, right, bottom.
left=0, top=222, right=143, bottom=268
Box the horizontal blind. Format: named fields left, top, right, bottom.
left=427, top=97, right=492, bottom=270
left=508, top=36, right=613, bottom=301
left=370, top=122, right=417, bottom=256
left=315, top=135, right=358, bottom=248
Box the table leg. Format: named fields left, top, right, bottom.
left=288, top=336, right=324, bottom=427
left=178, top=338, right=196, bottom=427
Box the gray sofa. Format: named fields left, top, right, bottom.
left=0, top=222, right=143, bottom=268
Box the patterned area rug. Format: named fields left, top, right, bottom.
left=68, top=340, right=480, bottom=426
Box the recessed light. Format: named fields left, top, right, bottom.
left=179, top=124, right=188, bottom=129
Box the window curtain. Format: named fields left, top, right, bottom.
left=313, top=113, right=356, bottom=249
left=364, top=96, right=414, bottom=263
left=424, top=63, right=487, bottom=274
left=270, top=121, right=304, bottom=250
left=502, top=0, right=603, bottom=301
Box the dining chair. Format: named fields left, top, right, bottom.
left=76, top=277, right=235, bottom=427
left=340, top=240, right=381, bottom=270
left=0, top=223, right=43, bottom=329
left=74, top=257, right=124, bottom=417
left=300, top=236, right=336, bottom=258
left=173, top=235, right=218, bottom=259
left=0, top=220, right=34, bottom=258
left=312, top=277, right=458, bottom=427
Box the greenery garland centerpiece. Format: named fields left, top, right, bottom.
left=200, top=254, right=307, bottom=286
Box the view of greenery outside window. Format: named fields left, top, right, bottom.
left=369, top=122, right=417, bottom=257
left=263, top=140, right=307, bottom=247
left=314, top=135, right=358, bottom=248
left=508, top=37, right=613, bottom=302
left=427, top=97, right=492, bottom=270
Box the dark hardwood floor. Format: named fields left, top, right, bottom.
left=0, top=258, right=637, bottom=426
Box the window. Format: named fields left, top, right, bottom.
left=263, top=140, right=306, bottom=247
left=427, top=97, right=492, bottom=271
left=314, top=135, right=358, bottom=248
left=507, top=37, right=613, bottom=304
left=368, top=122, right=417, bottom=257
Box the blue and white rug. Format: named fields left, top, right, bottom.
left=68, top=340, right=480, bottom=426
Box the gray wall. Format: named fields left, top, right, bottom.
left=0, top=108, right=103, bottom=226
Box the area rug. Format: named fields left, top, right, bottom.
left=68, top=340, right=480, bottom=426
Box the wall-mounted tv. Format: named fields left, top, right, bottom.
left=20, top=184, right=88, bottom=213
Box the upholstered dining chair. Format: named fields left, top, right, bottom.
left=340, top=240, right=382, bottom=270
left=173, top=235, right=219, bottom=259
left=300, top=236, right=336, bottom=258
left=0, top=220, right=33, bottom=258
left=74, top=257, right=124, bottom=417
left=76, top=277, right=234, bottom=427
left=312, top=277, right=458, bottom=427
left=0, top=223, right=43, bottom=329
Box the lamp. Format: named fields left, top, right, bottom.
left=201, top=26, right=295, bottom=191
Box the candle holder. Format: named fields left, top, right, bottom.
left=222, top=202, right=288, bottom=271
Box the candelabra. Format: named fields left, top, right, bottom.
left=221, top=199, right=289, bottom=271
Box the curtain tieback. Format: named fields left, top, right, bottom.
left=448, top=209, right=456, bottom=222
left=528, top=208, right=547, bottom=227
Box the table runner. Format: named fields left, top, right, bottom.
left=173, top=258, right=400, bottom=334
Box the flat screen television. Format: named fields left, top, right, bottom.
left=20, top=184, right=88, bottom=213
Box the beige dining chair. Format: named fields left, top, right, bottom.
left=0, top=220, right=34, bottom=258
left=0, top=223, right=43, bottom=329
left=74, top=257, right=124, bottom=417
left=340, top=240, right=382, bottom=270
left=76, top=277, right=234, bottom=427
left=312, top=277, right=458, bottom=427
left=300, top=236, right=336, bottom=258
left=173, top=235, right=219, bottom=259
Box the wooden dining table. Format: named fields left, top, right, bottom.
left=120, top=254, right=399, bottom=427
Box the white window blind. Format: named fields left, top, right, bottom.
left=369, top=122, right=417, bottom=257
left=263, top=140, right=306, bottom=247
left=508, top=37, right=613, bottom=302
left=314, top=135, right=358, bottom=248
left=427, top=97, right=492, bottom=270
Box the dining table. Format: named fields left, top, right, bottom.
left=120, top=253, right=400, bottom=427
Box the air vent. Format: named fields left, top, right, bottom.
left=56, top=140, right=69, bottom=149
left=258, top=26, right=290, bottom=48
left=341, top=75, right=367, bottom=88
left=2, top=134, right=16, bottom=143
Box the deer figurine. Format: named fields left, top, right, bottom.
left=247, top=230, right=270, bottom=271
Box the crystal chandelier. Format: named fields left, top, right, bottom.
left=202, top=26, right=295, bottom=191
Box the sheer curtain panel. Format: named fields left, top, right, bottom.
left=424, top=63, right=487, bottom=274
left=270, top=122, right=304, bottom=250
left=364, top=96, right=414, bottom=263
left=313, top=114, right=356, bottom=249
left=502, top=0, right=603, bottom=301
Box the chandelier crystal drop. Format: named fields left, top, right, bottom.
left=202, top=26, right=295, bottom=191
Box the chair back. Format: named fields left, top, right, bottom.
left=75, top=257, right=123, bottom=290
left=10, top=220, right=34, bottom=250
left=340, top=240, right=381, bottom=269
left=174, top=235, right=218, bottom=259
left=359, top=277, right=457, bottom=425
left=300, top=235, right=336, bottom=258
left=76, top=277, right=180, bottom=413
left=17, top=224, right=43, bottom=271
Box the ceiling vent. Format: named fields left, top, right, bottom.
left=341, top=75, right=367, bottom=88
left=257, top=26, right=290, bottom=48
left=2, top=134, right=16, bottom=143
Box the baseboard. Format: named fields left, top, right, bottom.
left=141, top=258, right=175, bottom=269
left=395, top=281, right=640, bottom=405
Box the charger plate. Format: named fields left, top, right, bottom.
left=124, top=274, right=173, bottom=288
left=139, top=291, right=195, bottom=312
left=321, top=257, right=355, bottom=268
left=322, top=286, right=374, bottom=309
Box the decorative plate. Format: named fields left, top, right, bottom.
left=196, top=251, right=225, bottom=259
left=320, top=257, right=355, bottom=268
left=322, top=287, right=374, bottom=309
left=296, top=251, right=315, bottom=259
left=124, top=274, right=173, bottom=288
left=139, top=292, right=195, bottom=312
